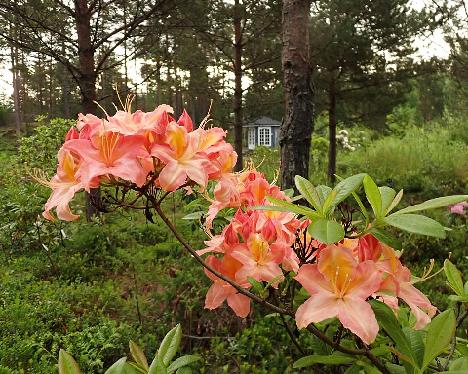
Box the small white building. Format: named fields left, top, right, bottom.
left=244, top=116, right=281, bottom=150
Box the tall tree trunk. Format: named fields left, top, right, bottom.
left=328, top=76, right=337, bottom=183
left=75, top=0, right=99, bottom=219
left=75, top=0, right=97, bottom=116
left=233, top=0, right=243, bottom=171
left=280, top=0, right=314, bottom=189
left=10, top=43, right=21, bottom=139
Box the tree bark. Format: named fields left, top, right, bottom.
left=10, top=43, right=21, bottom=139
left=280, top=0, right=314, bottom=189
left=233, top=0, right=244, bottom=171
left=328, top=76, right=337, bottom=183
left=75, top=0, right=97, bottom=116
left=75, top=0, right=99, bottom=220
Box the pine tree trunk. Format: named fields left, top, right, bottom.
left=10, top=44, right=21, bottom=139
left=233, top=0, right=243, bottom=171
left=75, top=0, right=99, bottom=220
left=328, top=77, right=337, bottom=183
left=280, top=0, right=314, bottom=189
left=75, top=0, right=97, bottom=116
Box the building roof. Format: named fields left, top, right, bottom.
left=244, top=116, right=281, bottom=127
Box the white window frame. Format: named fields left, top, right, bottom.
left=248, top=127, right=256, bottom=150
left=258, top=126, right=271, bottom=147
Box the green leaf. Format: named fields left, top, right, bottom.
left=386, top=189, right=404, bottom=214
left=370, top=301, right=416, bottom=367
left=369, top=228, right=402, bottom=250
left=294, top=175, right=323, bottom=213
left=105, top=358, right=139, bottom=374
left=307, top=218, right=345, bottom=244
left=449, top=357, right=468, bottom=371
left=58, top=350, right=82, bottom=374
left=316, top=185, right=333, bottom=204
left=149, top=356, right=167, bottom=374
left=444, top=260, right=465, bottom=296
left=129, top=341, right=149, bottom=370
left=260, top=196, right=321, bottom=219
left=158, top=325, right=182, bottom=366
left=247, top=277, right=264, bottom=295
left=293, top=354, right=355, bottom=368
left=167, top=355, right=200, bottom=374
left=384, top=363, right=407, bottom=374
left=379, top=187, right=396, bottom=215
left=403, top=328, right=424, bottom=369
left=363, top=176, right=382, bottom=217
left=384, top=214, right=446, bottom=238
left=328, top=173, right=366, bottom=209
left=181, top=212, right=204, bottom=220
left=394, top=195, right=468, bottom=215
left=175, top=368, right=191, bottom=374
left=422, top=309, right=456, bottom=370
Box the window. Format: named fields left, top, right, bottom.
left=248, top=128, right=256, bottom=149
left=258, top=127, right=271, bottom=146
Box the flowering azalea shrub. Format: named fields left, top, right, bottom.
left=39, top=104, right=467, bottom=373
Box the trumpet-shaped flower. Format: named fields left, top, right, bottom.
left=378, top=246, right=436, bottom=329
left=64, top=131, right=150, bottom=189
left=151, top=122, right=217, bottom=191
left=40, top=149, right=97, bottom=221
left=204, top=255, right=251, bottom=318
left=295, top=245, right=381, bottom=344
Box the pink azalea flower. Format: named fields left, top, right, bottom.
left=378, top=246, right=436, bottom=329
left=231, top=232, right=285, bottom=287
left=40, top=149, right=98, bottom=221
left=64, top=131, right=150, bottom=189
left=105, top=104, right=174, bottom=135
left=151, top=122, right=217, bottom=191
left=295, top=245, right=381, bottom=344
left=204, top=255, right=251, bottom=318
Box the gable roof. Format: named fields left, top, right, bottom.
left=244, top=116, right=281, bottom=127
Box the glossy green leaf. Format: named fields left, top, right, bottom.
left=260, top=196, right=321, bottom=219
left=444, top=260, right=465, bottom=296
left=149, top=355, right=167, bottom=374
left=379, top=186, right=396, bottom=214
left=105, top=358, right=139, bottom=374
left=449, top=357, right=468, bottom=371
left=403, top=328, right=424, bottom=369
left=384, top=214, right=446, bottom=238
left=58, top=350, right=82, bottom=374
left=363, top=176, right=382, bottom=217
left=386, top=189, right=404, bottom=214
left=369, top=228, right=402, bottom=250
left=293, top=354, right=355, bottom=368
left=294, top=175, right=323, bottom=213
left=307, top=218, right=345, bottom=244
left=181, top=212, right=204, bottom=220
left=129, top=340, right=149, bottom=370
left=316, top=185, right=333, bottom=204
left=384, top=363, right=406, bottom=374
left=422, top=309, right=456, bottom=370
left=175, top=368, right=191, bottom=374
left=324, top=173, right=366, bottom=212
left=167, top=355, right=200, bottom=374
left=394, top=195, right=468, bottom=215
left=370, top=301, right=416, bottom=367
left=158, top=325, right=182, bottom=366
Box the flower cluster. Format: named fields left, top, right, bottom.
left=199, top=169, right=304, bottom=317
left=40, top=105, right=236, bottom=221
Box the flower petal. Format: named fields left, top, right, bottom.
left=295, top=292, right=339, bottom=329
left=338, top=297, right=379, bottom=344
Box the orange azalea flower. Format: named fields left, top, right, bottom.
left=204, top=255, right=251, bottom=318
left=295, top=245, right=381, bottom=344
left=39, top=149, right=98, bottom=221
